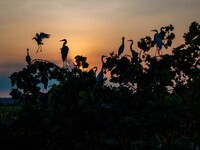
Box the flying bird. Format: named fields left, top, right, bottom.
left=60, top=39, right=69, bottom=67
left=25, top=48, right=31, bottom=65
left=127, top=39, right=138, bottom=58
left=118, top=37, right=125, bottom=57
left=151, top=29, right=162, bottom=56
left=32, top=32, right=50, bottom=53
left=96, top=55, right=107, bottom=86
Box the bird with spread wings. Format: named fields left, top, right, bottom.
left=32, top=32, right=50, bottom=53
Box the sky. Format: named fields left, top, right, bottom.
left=0, top=0, right=199, bottom=97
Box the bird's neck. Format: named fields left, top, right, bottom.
left=101, top=59, right=105, bottom=71
left=122, top=40, right=125, bottom=45
left=130, top=42, right=133, bottom=51
left=63, top=41, right=67, bottom=46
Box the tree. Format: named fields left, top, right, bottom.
left=0, top=21, right=200, bottom=149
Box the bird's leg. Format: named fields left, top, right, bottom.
left=139, top=50, right=142, bottom=59
left=155, top=48, right=157, bottom=57
left=158, top=49, right=162, bottom=57
left=40, top=45, right=42, bottom=52
left=36, top=46, right=39, bottom=53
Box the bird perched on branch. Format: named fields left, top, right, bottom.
left=25, top=48, right=31, bottom=65
left=60, top=39, right=69, bottom=67
left=32, top=32, right=50, bottom=53
left=151, top=29, right=162, bottom=56
left=127, top=39, right=138, bottom=58
left=118, top=37, right=125, bottom=57
left=88, top=66, right=98, bottom=80
left=96, top=55, right=107, bottom=86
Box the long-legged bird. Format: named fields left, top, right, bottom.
left=60, top=39, right=69, bottom=67
left=96, top=55, right=107, bottom=86
left=25, top=48, right=31, bottom=65
left=127, top=39, right=138, bottom=58
left=32, top=32, right=50, bottom=53
left=151, top=29, right=162, bottom=56
left=118, top=37, right=125, bottom=57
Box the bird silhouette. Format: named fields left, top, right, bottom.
left=25, top=48, right=31, bottom=65
left=32, top=32, right=50, bottom=53
left=118, top=37, right=125, bottom=57
left=60, top=39, right=69, bottom=67
left=151, top=29, right=162, bottom=56
left=88, top=66, right=98, bottom=79
left=96, top=55, right=107, bottom=85
left=127, top=39, right=138, bottom=58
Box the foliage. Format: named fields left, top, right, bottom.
left=0, top=21, right=200, bottom=149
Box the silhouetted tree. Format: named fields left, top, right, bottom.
left=1, top=21, right=200, bottom=150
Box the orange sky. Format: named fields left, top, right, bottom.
left=0, top=0, right=200, bottom=97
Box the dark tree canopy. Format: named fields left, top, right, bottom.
left=0, top=21, right=200, bottom=150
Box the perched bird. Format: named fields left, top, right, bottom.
left=118, top=37, right=125, bottom=57
left=25, top=48, right=31, bottom=65
left=88, top=66, right=98, bottom=80
left=89, top=66, right=97, bottom=76
left=151, top=29, right=162, bottom=56
left=60, top=39, right=69, bottom=67
left=32, top=32, right=50, bottom=53
left=127, top=39, right=138, bottom=58
left=96, top=55, right=107, bottom=86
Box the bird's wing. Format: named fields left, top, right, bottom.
left=118, top=45, right=124, bottom=56
left=40, top=32, right=50, bottom=39
left=35, top=33, right=40, bottom=38
left=155, top=37, right=162, bottom=49
left=61, top=46, right=69, bottom=51
left=96, top=70, right=103, bottom=83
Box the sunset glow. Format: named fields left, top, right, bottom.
left=0, top=0, right=200, bottom=97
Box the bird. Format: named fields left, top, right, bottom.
left=88, top=66, right=98, bottom=80
left=25, top=48, right=31, bottom=65
left=118, top=37, right=125, bottom=57
left=127, top=39, right=138, bottom=58
left=89, top=66, right=97, bottom=76
left=60, top=39, right=69, bottom=67
left=96, top=55, right=107, bottom=86
left=32, top=32, right=50, bottom=53
left=151, top=29, right=162, bottom=56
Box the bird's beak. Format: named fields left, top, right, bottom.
left=60, top=39, right=66, bottom=42
left=151, top=29, right=157, bottom=32
left=127, top=40, right=131, bottom=41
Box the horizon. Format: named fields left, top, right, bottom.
left=0, top=0, right=200, bottom=97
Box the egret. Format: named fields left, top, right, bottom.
left=127, top=39, right=138, bottom=58
left=32, top=32, right=50, bottom=53
left=96, top=55, right=107, bottom=86
left=88, top=66, right=98, bottom=79
left=118, top=37, right=125, bottom=57
left=151, top=29, right=162, bottom=56
left=60, top=39, right=69, bottom=67
left=25, top=48, right=31, bottom=65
